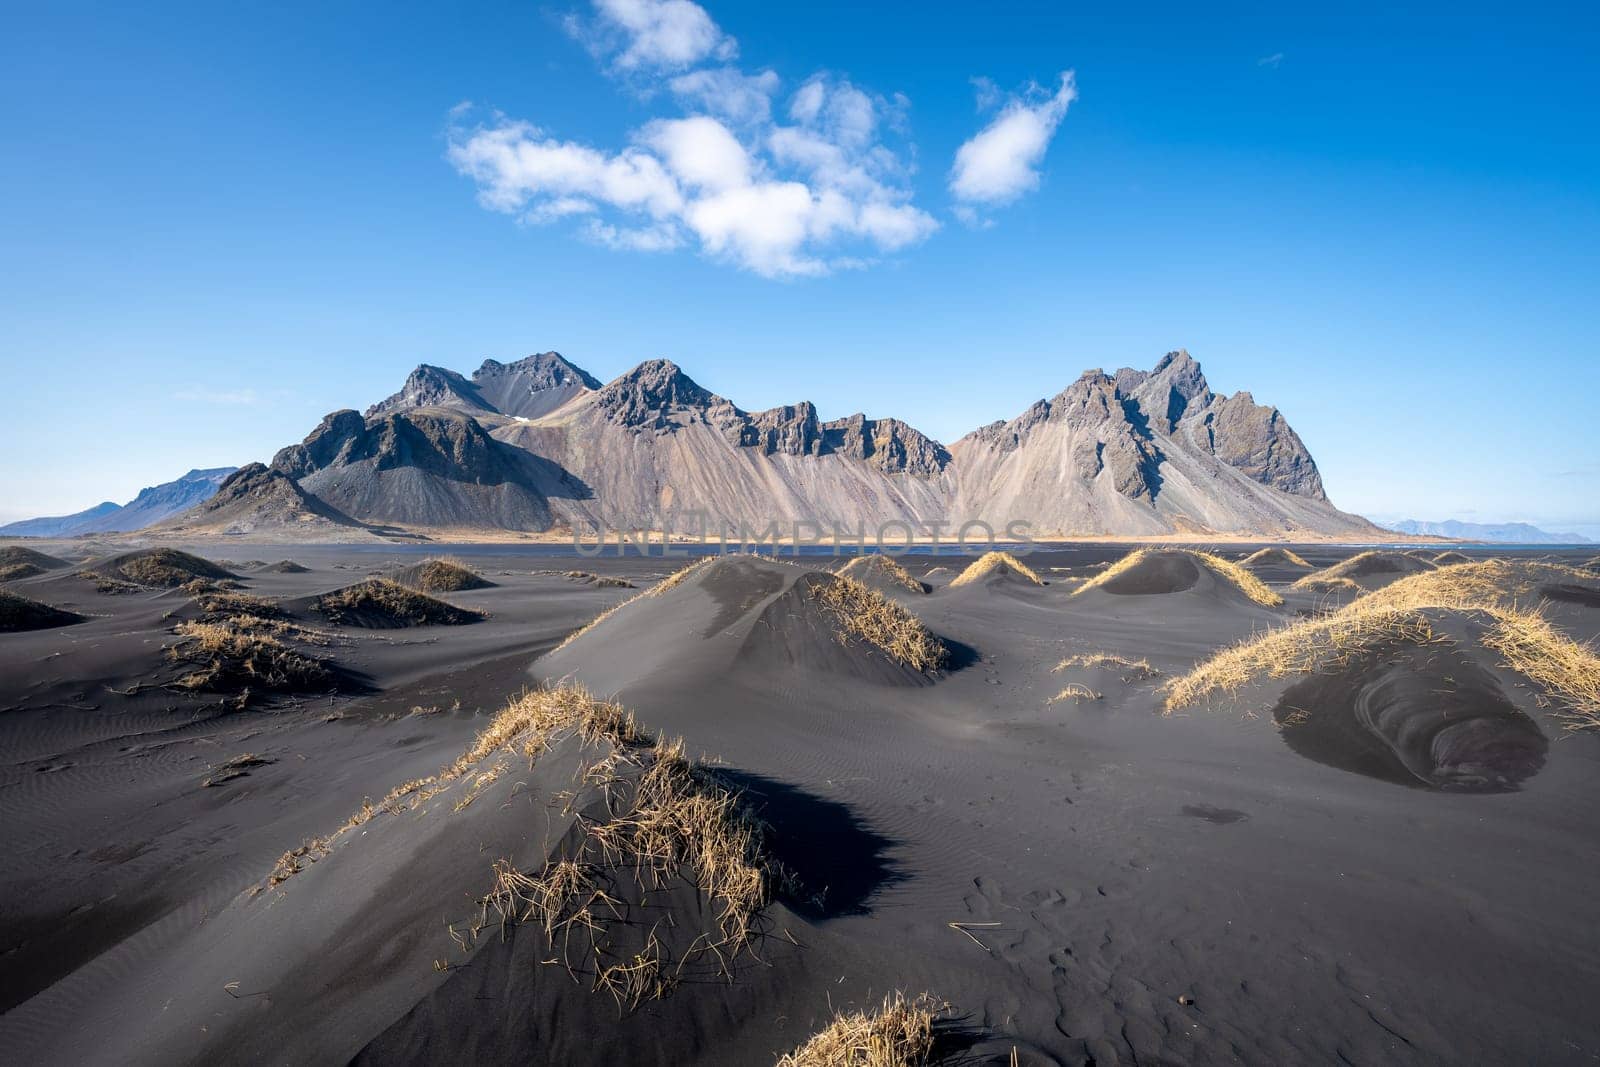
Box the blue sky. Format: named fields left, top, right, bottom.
left=2, top=3, right=1597, bottom=534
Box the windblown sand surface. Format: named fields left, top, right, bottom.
left=1, top=541, right=1598, bottom=1065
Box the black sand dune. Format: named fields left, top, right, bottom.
left=0, top=590, right=85, bottom=633
left=1295, top=549, right=1435, bottom=592
left=836, top=553, right=929, bottom=594
left=85, top=547, right=236, bottom=589
left=740, top=572, right=939, bottom=686
left=1241, top=546, right=1312, bottom=570
left=1433, top=550, right=1474, bottom=565
left=0, top=547, right=72, bottom=582
left=257, top=559, right=311, bottom=573
left=1541, top=581, right=1600, bottom=608
left=1099, top=551, right=1201, bottom=594
left=1273, top=641, right=1548, bottom=792
left=391, top=557, right=495, bottom=592
left=309, top=578, right=485, bottom=628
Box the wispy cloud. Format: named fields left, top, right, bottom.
left=1258, top=52, right=1284, bottom=69
left=566, top=0, right=736, bottom=73
left=451, top=0, right=936, bottom=278
left=949, top=72, right=1077, bottom=218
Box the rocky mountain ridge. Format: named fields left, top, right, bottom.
left=127, top=348, right=1379, bottom=539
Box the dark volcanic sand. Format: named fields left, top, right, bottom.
left=1, top=541, right=1598, bottom=1065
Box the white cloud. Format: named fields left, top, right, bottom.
left=668, top=67, right=778, bottom=124
left=447, top=119, right=684, bottom=219
left=576, top=0, right=736, bottom=72
left=449, top=17, right=937, bottom=278
left=1258, top=52, right=1284, bottom=69
left=640, top=115, right=752, bottom=192
left=949, top=71, right=1077, bottom=208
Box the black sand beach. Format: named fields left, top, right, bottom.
left=2, top=542, right=1598, bottom=1065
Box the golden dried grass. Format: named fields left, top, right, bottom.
left=1242, top=547, right=1312, bottom=568
left=948, top=551, right=1044, bottom=588
left=1055, top=653, right=1159, bottom=680
left=168, top=619, right=332, bottom=694
left=811, top=575, right=947, bottom=672
left=776, top=992, right=941, bottom=1067
left=838, top=554, right=926, bottom=594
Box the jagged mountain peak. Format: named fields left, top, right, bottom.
left=594, top=359, right=731, bottom=429
left=475, top=351, right=601, bottom=391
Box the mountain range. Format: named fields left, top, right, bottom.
left=138, top=348, right=1380, bottom=540
left=1381, top=519, right=1594, bottom=544
left=0, top=468, right=236, bottom=537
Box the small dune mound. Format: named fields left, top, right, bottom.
left=261, top=684, right=795, bottom=1009
left=1076, top=549, right=1283, bottom=607
left=1166, top=561, right=1600, bottom=734
left=1433, top=550, right=1474, bottom=565
left=392, top=557, right=494, bottom=593
left=837, top=554, right=928, bottom=594
left=258, top=559, right=310, bottom=574
left=168, top=619, right=335, bottom=699
left=1273, top=641, right=1547, bottom=792
left=312, top=578, right=485, bottom=628
left=948, top=551, right=1045, bottom=589
left=777, top=992, right=942, bottom=1067
left=744, top=572, right=946, bottom=683
left=1242, top=547, right=1312, bottom=569
left=0, top=590, right=86, bottom=633
left=551, top=556, right=720, bottom=653
left=561, top=570, right=635, bottom=589
left=0, top=546, right=71, bottom=581
left=1291, top=550, right=1433, bottom=592
left=88, top=548, right=236, bottom=589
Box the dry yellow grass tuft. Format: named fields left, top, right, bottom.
left=811, top=575, right=947, bottom=672
left=1165, top=560, right=1600, bottom=730
left=1074, top=549, right=1283, bottom=607
left=1050, top=683, right=1102, bottom=704
left=1055, top=652, right=1159, bottom=680
left=776, top=992, right=941, bottom=1067
left=551, top=556, right=717, bottom=653
left=1191, top=550, right=1283, bottom=607
left=948, top=551, right=1044, bottom=588
left=838, top=554, right=926, bottom=593
left=168, top=619, right=333, bottom=695
left=260, top=684, right=649, bottom=893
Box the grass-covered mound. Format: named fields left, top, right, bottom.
left=947, top=550, right=1044, bottom=588
left=168, top=619, right=334, bottom=698
left=1076, top=549, right=1283, bottom=607
left=1241, top=547, right=1311, bottom=569
left=808, top=573, right=947, bottom=672
left=1290, top=550, right=1434, bottom=593
left=312, top=578, right=484, bottom=628
left=261, top=684, right=796, bottom=1007
left=837, top=554, right=928, bottom=594
left=392, top=556, right=494, bottom=593
left=0, top=590, right=85, bottom=633
left=0, top=547, right=72, bottom=581
left=87, top=548, right=236, bottom=590
left=1165, top=560, right=1600, bottom=732
left=258, top=559, right=311, bottom=574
